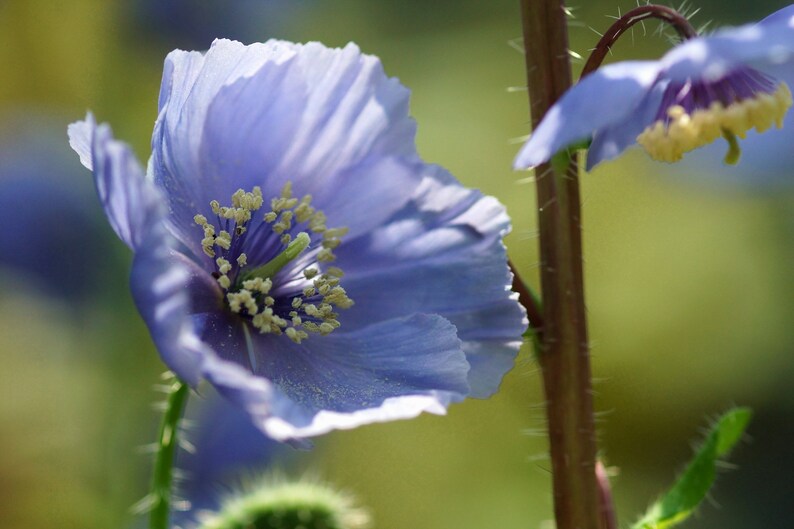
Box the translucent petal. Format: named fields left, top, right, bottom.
left=201, top=314, right=470, bottom=441
left=130, top=228, right=214, bottom=385
left=68, top=114, right=164, bottom=251
left=514, top=61, right=662, bottom=169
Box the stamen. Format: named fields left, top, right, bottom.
left=637, top=81, right=792, bottom=163
left=194, top=183, right=354, bottom=345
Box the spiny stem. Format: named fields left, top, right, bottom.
left=581, top=4, right=698, bottom=77
left=520, top=1, right=601, bottom=529
left=149, top=378, right=190, bottom=529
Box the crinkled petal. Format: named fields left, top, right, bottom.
left=199, top=47, right=421, bottom=238
left=153, top=39, right=421, bottom=246
left=200, top=314, right=470, bottom=441
left=662, top=17, right=794, bottom=83
left=586, top=78, right=669, bottom=170
left=336, top=165, right=526, bottom=397
left=514, top=61, right=662, bottom=169
left=68, top=114, right=164, bottom=250
left=130, top=229, right=215, bottom=386
left=152, top=40, right=298, bottom=244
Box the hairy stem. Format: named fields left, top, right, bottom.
left=581, top=4, right=698, bottom=77
left=149, top=378, right=190, bottom=529
left=519, top=2, right=601, bottom=529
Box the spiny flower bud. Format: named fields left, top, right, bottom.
left=196, top=477, right=370, bottom=529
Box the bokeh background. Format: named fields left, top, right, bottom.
left=1, top=1, right=792, bottom=528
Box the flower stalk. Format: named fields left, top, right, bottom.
left=519, top=1, right=600, bottom=529
left=580, top=5, right=698, bottom=77
left=149, top=377, right=190, bottom=529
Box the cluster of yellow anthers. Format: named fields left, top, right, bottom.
left=263, top=182, right=349, bottom=262
left=229, top=266, right=353, bottom=344
left=637, top=82, right=793, bottom=163
left=193, top=183, right=354, bottom=344
left=194, top=187, right=264, bottom=259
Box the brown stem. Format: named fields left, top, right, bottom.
left=519, top=2, right=600, bottom=529
left=581, top=5, right=698, bottom=77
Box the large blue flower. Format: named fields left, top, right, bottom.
left=515, top=5, right=794, bottom=171
left=69, top=39, right=526, bottom=443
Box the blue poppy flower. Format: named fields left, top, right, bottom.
left=69, top=39, right=526, bottom=443
left=515, top=5, right=794, bottom=171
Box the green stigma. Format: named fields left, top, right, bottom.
left=721, top=128, right=741, bottom=165
left=240, top=232, right=311, bottom=283
left=196, top=184, right=354, bottom=344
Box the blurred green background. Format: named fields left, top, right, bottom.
left=1, top=1, right=792, bottom=528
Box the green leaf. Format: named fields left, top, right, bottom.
left=631, top=407, right=752, bottom=529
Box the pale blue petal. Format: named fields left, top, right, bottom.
left=514, top=61, right=662, bottom=169
left=68, top=114, right=164, bottom=251
left=197, top=41, right=421, bottom=239
left=154, top=39, right=421, bottom=245
left=587, top=79, right=669, bottom=169
left=152, top=39, right=299, bottom=245
left=130, top=230, right=214, bottom=386
left=662, top=18, right=794, bottom=82
left=336, top=165, right=526, bottom=397
left=201, top=314, right=469, bottom=442
left=759, top=5, right=794, bottom=26
left=68, top=114, right=94, bottom=169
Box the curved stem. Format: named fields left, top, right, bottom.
left=149, top=378, right=190, bottom=529
left=581, top=5, right=698, bottom=77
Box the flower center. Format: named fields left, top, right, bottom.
left=636, top=69, right=792, bottom=164
left=193, top=183, right=354, bottom=344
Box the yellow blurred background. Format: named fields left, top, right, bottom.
left=0, top=1, right=792, bottom=528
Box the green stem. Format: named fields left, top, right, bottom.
left=519, top=2, right=601, bottom=529
left=149, top=378, right=190, bottom=529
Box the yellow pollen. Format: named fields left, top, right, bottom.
left=317, top=248, right=336, bottom=262
left=215, top=231, right=232, bottom=250
left=326, top=266, right=344, bottom=277
left=637, top=82, right=793, bottom=163
left=195, top=183, right=353, bottom=343
left=216, top=258, right=232, bottom=275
